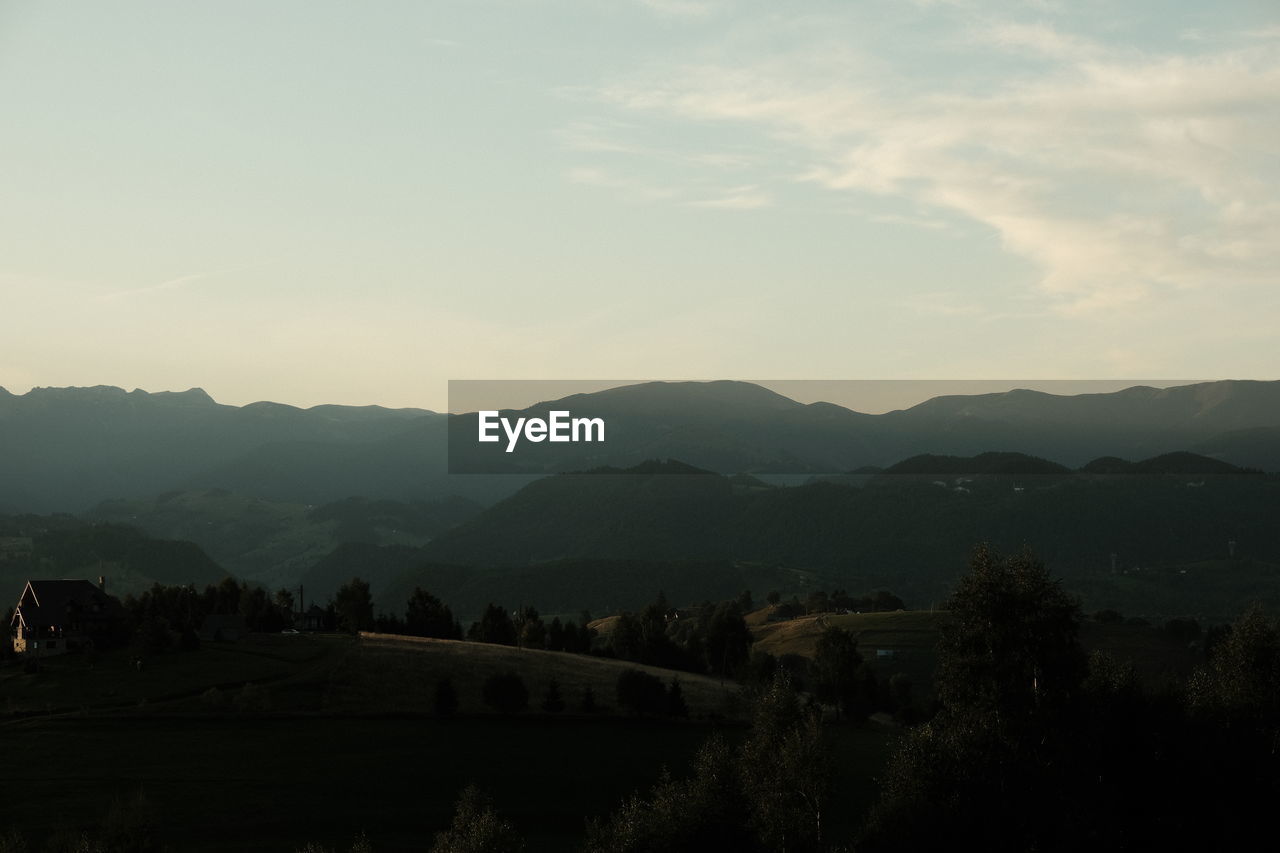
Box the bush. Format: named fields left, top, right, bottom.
left=435, top=677, right=459, bottom=717
left=617, top=669, right=666, bottom=715
left=431, top=786, right=523, bottom=853
left=541, top=679, right=565, bottom=713
left=667, top=678, right=689, bottom=717
left=481, top=671, right=528, bottom=714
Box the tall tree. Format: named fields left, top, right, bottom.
left=861, top=545, right=1088, bottom=852
left=406, top=587, right=462, bottom=639
left=935, top=543, right=1085, bottom=727
left=704, top=602, right=753, bottom=677
left=468, top=604, right=516, bottom=646
left=1189, top=605, right=1280, bottom=729
left=811, top=626, right=867, bottom=721
left=333, top=577, right=374, bottom=634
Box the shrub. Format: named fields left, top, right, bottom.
left=481, top=671, right=528, bottom=714
left=616, top=669, right=666, bottom=715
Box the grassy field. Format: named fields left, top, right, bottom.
left=0, top=632, right=893, bottom=852
left=748, top=609, right=945, bottom=701
left=745, top=606, right=1201, bottom=695
left=0, top=634, right=352, bottom=716
left=0, top=612, right=1193, bottom=851
left=0, top=631, right=747, bottom=720
left=329, top=633, right=746, bottom=718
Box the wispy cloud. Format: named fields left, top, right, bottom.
left=969, top=21, right=1104, bottom=61
left=586, top=16, right=1280, bottom=313
left=567, top=166, right=681, bottom=203
left=96, top=261, right=279, bottom=303
left=557, top=119, right=755, bottom=169
left=637, top=0, right=720, bottom=19
left=1243, top=25, right=1280, bottom=40
left=866, top=211, right=953, bottom=231
left=688, top=186, right=772, bottom=210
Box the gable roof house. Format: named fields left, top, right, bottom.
left=10, top=577, right=126, bottom=655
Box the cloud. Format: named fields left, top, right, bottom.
left=688, top=186, right=772, bottom=209
left=96, top=260, right=280, bottom=303
left=637, top=0, right=720, bottom=19
left=865, top=211, right=953, bottom=231
left=586, top=17, right=1280, bottom=313
left=567, top=166, right=681, bottom=203
left=557, top=119, right=755, bottom=169
left=969, top=21, right=1104, bottom=61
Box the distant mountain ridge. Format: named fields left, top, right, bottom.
left=448, top=379, right=1280, bottom=475
left=2, top=379, right=1279, bottom=512
left=0, top=384, right=522, bottom=512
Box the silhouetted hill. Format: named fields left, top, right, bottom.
left=423, top=461, right=737, bottom=566
left=375, top=556, right=809, bottom=622
left=1079, top=452, right=1254, bottom=475
left=418, top=456, right=1280, bottom=620
left=86, top=490, right=482, bottom=591
left=298, top=542, right=444, bottom=608
left=0, top=515, right=228, bottom=599
left=0, top=385, right=532, bottom=511
left=4, top=380, right=1280, bottom=513
left=880, top=452, right=1071, bottom=476
left=447, top=379, right=1280, bottom=475
left=1191, top=426, right=1280, bottom=474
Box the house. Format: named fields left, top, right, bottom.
left=10, top=577, right=125, bottom=655
left=297, top=604, right=328, bottom=632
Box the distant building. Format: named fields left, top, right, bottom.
left=297, top=604, right=328, bottom=632
left=10, top=577, right=125, bottom=655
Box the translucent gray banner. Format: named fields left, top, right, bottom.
left=439, top=378, right=1279, bottom=478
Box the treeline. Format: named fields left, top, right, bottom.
left=460, top=603, right=598, bottom=653
left=123, top=578, right=295, bottom=652
left=308, top=546, right=1280, bottom=851
left=425, top=669, right=686, bottom=718
left=765, top=587, right=905, bottom=620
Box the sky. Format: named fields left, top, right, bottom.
left=2, top=0, right=1277, bottom=411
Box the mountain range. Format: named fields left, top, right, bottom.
left=3, top=379, right=1279, bottom=513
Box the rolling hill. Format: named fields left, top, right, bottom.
left=414, top=458, right=1280, bottom=620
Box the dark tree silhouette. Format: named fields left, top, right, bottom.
left=333, top=577, right=374, bottom=633
left=434, top=677, right=459, bottom=717
left=616, top=669, right=666, bottom=715
left=667, top=678, right=688, bottom=718
left=468, top=604, right=516, bottom=646
left=481, top=671, right=528, bottom=714
left=541, top=678, right=565, bottom=713
left=406, top=587, right=462, bottom=639
left=811, top=625, right=867, bottom=721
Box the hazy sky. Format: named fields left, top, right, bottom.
left=2, top=1, right=1277, bottom=410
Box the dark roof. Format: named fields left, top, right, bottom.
left=12, top=579, right=125, bottom=630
